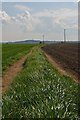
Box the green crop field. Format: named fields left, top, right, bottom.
left=2, top=46, right=80, bottom=119
left=2, top=44, right=36, bottom=71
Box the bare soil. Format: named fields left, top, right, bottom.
left=2, top=50, right=32, bottom=94
left=42, top=43, right=80, bottom=83
left=44, top=52, right=79, bottom=83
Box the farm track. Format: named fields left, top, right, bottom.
left=2, top=50, right=32, bottom=94
left=2, top=46, right=79, bottom=119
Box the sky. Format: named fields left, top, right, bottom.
left=1, top=0, right=79, bottom=2
left=0, top=2, right=78, bottom=42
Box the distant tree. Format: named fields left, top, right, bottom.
left=39, top=41, right=42, bottom=44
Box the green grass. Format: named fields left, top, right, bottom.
left=2, top=47, right=79, bottom=119
left=2, top=44, right=36, bottom=71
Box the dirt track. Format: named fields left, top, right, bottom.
left=2, top=51, right=32, bottom=94
left=2, top=44, right=79, bottom=94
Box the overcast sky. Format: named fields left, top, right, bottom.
left=0, top=2, right=78, bottom=42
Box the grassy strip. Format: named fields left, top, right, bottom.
left=2, top=44, right=37, bottom=71
left=2, top=47, right=79, bottom=119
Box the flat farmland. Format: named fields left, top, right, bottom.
left=42, top=43, right=80, bottom=81
left=2, top=46, right=79, bottom=119
left=2, top=44, right=80, bottom=119
left=2, top=44, right=36, bottom=71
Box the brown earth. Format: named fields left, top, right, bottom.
left=42, top=43, right=80, bottom=83
left=2, top=50, right=32, bottom=94
left=43, top=51, right=79, bottom=83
